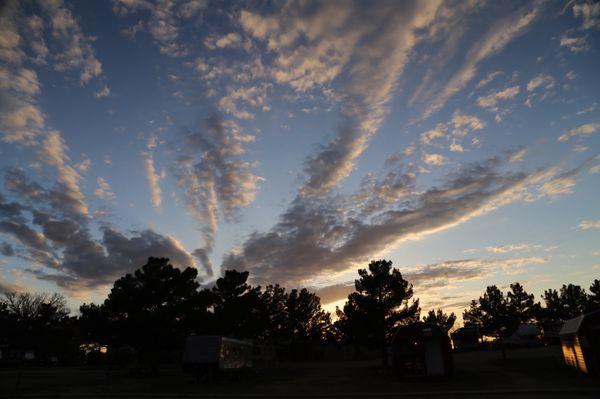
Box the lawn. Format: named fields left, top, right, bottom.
left=1, top=346, right=599, bottom=397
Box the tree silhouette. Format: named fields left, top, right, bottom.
left=259, top=284, right=288, bottom=342
left=100, top=257, right=206, bottom=369
left=285, top=288, right=332, bottom=343
left=423, top=309, right=456, bottom=334
left=1, top=292, right=74, bottom=362
left=478, top=285, right=511, bottom=337
left=463, top=299, right=485, bottom=328
left=588, top=279, right=600, bottom=312
left=507, top=282, right=539, bottom=324
left=466, top=283, right=539, bottom=340
left=337, top=260, right=419, bottom=365
left=541, top=283, right=588, bottom=321
left=212, top=269, right=263, bottom=339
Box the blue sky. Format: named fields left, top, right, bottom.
left=0, top=0, right=599, bottom=319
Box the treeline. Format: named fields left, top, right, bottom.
left=1, top=257, right=598, bottom=366
left=463, top=281, right=600, bottom=339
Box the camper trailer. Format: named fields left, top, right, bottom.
left=559, top=310, right=600, bottom=375
left=182, top=335, right=252, bottom=380
left=450, top=326, right=481, bottom=350
left=390, top=322, right=453, bottom=377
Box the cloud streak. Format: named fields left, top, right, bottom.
left=223, top=152, right=573, bottom=286
left=240, top=1, right=444, bottom=196
left=173, top=115, right=261, bottom=276
left=422, top=4, right=538, bottom=119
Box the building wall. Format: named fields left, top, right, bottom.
left=561, top=335, right=587, bottom=373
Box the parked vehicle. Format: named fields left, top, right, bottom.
left=182, top=336, right=252, bottom=382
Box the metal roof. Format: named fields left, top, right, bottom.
left=559, top=310, right=600, bottom=336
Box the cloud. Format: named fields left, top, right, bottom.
left=312, top=282, right=355, bottom=305
left=420, top=124, right=446, bottom=146
left=422, top=4, right=538, bottom=118
left=312, top=256, right=547, bottom=306
left=74, top=157, right=91, bottom=173
left=113, top=0, right=207, bottom=57
left=1, top=173, right=198, bottom=291
left=484, top=243, right=541, bottom=254
left=452, top=112, right=485, bottom=130
left=579, top=220, right=600, bottom=230
left=1, top=242, right=15, bottom=256
left=222, top=152, right=568, bottom=286
left=405, top=257, right=546, bottom=289
left=205, top=33, right=242, bottom=50
left=0, top=99, right=45, bottom=144
left=142, top=151, right=163, bottom=209
left=218, top=84, right=270, bottom=120
left=40, top=0, right=103, bottom=84
left=38, top=131, right=89, bottom=216
left=526, top=74, right=554, bottom=92
left=559, top=34, right=590, bottom=53
left=509, top=148, right=527, bottom=163
left=422, top=152, right=448, bottom=166
left=572, top=2, right=600, bottom=30
left=0, top=276, right=27, bottom=295
left=240, top=1, right=444, bottom=196
left=476, top=71, right=502, bottom=89
left=94, top=85, right=110, bottom=98
left=173, top=114, right=262, bottom=275
left=476, top=85, right=520, bottom=111
left=450, top=141, right=464, bottom=153
left=558, top=123, right=600, bottom=141
left=94, top=177, right=115, bottom=200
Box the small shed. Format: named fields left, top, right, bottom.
left=390, top=322, right=453, bottom=377
left=559, top=310, right=600, bottom=374
left=504, top=323, right=540, bottom=347
left=182, top=336, right=252, bottom=377
left=450, top=326, right=481, bottom=351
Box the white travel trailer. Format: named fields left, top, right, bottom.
left=182, top=336, right=252, bottom=381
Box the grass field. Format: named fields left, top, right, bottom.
left=1, top=346, right=599, bottom=398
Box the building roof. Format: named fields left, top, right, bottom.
left=559, top=310, right=600, bottom=336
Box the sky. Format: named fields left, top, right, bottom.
left=0, top=0, right=599, bottom=320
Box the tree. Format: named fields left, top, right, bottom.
left=588, top=279, right=600, bottom=311
left=259, top=284, right=289, bottom=342
left=285, top=288, right=332, bottom=343
left=540, top=283, right=588, bottom=321
left=478, top=285, right=512, bottom=337
left=101, top=257, right=208, bottom=368
left=1, top=292, right=74, bottom=362
left=337, top=260, right=419, bottom=365
left=212, top=269, right=263, bottom=339
left=507, top=282, right=539, bottom=323
left=423, top=309, right=456, bottom=334
left=463, top=299, right=485, bottom=328
left=468, top=283, right=538, bottom=339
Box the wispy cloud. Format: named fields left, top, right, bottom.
left=173, top=115, right=261, bottom=276
left=579, top=220, right=600, bottom=230
left=560, top=34, right=590, bottom=53
left=558, top=123, right=600, bottom=141
left=142, top=152, right=163, bottom=210
left=313, top=256, right=547, bottom=305
left=94, top=177, right=115, bottom=201
left=223, top=152, right=572, bottom=286
left=94, top=86, right=110, bottom=98
left=113, top=0, right=207, bottom=57
left=476, top=85, right=520, bottom=112
left=422, top=4, right=538, bottom=119
left=240, top=1, right=444, bottom=196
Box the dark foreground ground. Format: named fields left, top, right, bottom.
left=1, top=346, right=599, bottom=398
